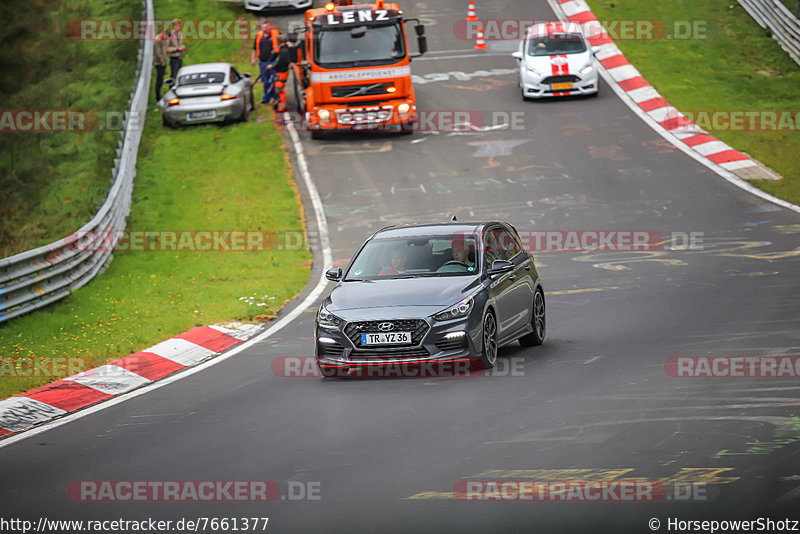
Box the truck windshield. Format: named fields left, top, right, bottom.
left=314, top=23, right=405, bottom=68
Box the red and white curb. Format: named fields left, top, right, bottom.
left=0, top=114, right=332, bottom=448
left=554, top=0, right=788, bottom=185
left=0, top=323, right=261, bottom=438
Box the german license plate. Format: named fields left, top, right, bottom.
left=188, top=111, right=215, bottom=120
left=551, top=82, right=573, bottom=90
left=361, top=332, right=412, bottom=345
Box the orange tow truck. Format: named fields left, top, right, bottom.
left=288, top=0, right=427, bottom=138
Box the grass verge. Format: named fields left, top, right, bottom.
left=0, top=2, right=311, bottom=398
left=0, top=0, right=139, bottom=257
left=587, top=0, right=800, bottom=204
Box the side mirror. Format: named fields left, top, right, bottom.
left=488, top=259, right=514, bottom=277
left=417, top=35, right=428, bottom=56
left=242, top=72, right=251, bottom=77
left=288, top=31, right=298, bottom=43
left=415, top=25, right=426, bottom=37
left=325, top=267, right=342, bottom=282
left=164, top=77, right=174, bottom=86
left=591, top=45, right=602, bottom=56
left=511, top=51, right=522, bottom=61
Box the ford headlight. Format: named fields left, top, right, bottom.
left=317, top=305, right=342, bottom=328
left=580, top=64, right=594, bottom=75
left=434, top=297, right=473, bottom=322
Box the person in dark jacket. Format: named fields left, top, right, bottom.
left=251, top=20, right=280, bottom=104
left=266, top=36, right=291, bottom=112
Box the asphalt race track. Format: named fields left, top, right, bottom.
left=2, top=1, right=800, bottom=532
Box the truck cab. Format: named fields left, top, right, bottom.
left=290, top=1, right=426, bottom=136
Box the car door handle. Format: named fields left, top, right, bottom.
left=508, top=274, right=516, bottom=281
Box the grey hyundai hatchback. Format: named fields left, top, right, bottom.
left=315, top=222, right=545, bottom=376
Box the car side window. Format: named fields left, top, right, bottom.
left=230, top=68, right=241, bottom=83
left=499, top=229, right=522, bottom=261
left=483, top=228, right=503, bottom=271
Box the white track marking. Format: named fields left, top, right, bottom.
left=592, top=43, right=622, bottom=61
left=0, top=398, right=66, bottom=434
left=68, top=365, right=150, bottom=396
left=646, top=106, right=681, bottom=124
left=626, top=86, right=661, bottom=104
left=209, top=323, right=263, bottom=339
left=692, top=140, right=734, bottom=157
left=145, top=338, right=216, bottom=367
left=561, top=0, right=590, bottom=17
left=720, top=160, right=758, bottom=171
left=413, top=53, right=511, bottom=61
left=606, top=64, right=641, bottom=82
left=0, top=114, right=332, bottom=449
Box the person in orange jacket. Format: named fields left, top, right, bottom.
left=251, top=20, right=281, bottom=104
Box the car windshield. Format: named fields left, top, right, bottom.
left=345, top=235, right=480, bottom=280
left=527, top=34, right=586, bottom=56
left=314, top=23, right=405, bottom=68
left=178, top=72, right=225, bottom=85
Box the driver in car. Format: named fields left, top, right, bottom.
left=441, top=236, right=475, bottom=272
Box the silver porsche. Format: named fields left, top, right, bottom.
left=161, top=63, right=255, bottom=127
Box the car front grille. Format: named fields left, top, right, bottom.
left=331, top=83, right=394, bottom=98
left=541, top=75, right=581, bottom=84
left=344, top=319, right=430, bottom=348
left=350, top=347, right=431, bottom=359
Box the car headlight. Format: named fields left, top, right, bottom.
left=580, top=64, right=594, bottom=75
left=317, top=305, right=342, bottom=328
left=433, top=297, right=473, bottom=322
left=397, top=102, right=410, bottom=114
left=318, top=109, right=331, bottom=122
left=526, top=66, right=542, bottom=77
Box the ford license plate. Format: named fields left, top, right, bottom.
left=550, top=82, right=573, bottom=90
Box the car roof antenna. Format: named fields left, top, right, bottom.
left=450, top=214, right=458, bottom=222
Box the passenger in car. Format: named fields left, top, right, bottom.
left=379, top=248, right=409, bottom=275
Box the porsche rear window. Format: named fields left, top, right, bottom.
left=178, top=72, right=225, bottom=85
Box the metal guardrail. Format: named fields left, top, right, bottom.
left=0, top=0, right=154, bottom=323
left=739, top=0, right=800, bottom=65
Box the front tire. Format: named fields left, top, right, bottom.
left=479, top=311, right=498, bottom=369
left=519, top=288, right=546, bottom=346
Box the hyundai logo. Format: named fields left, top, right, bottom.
left=378, top=322, right=395, bottom=332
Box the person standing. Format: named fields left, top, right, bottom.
left=167, top=18, right=187, bottom=79
left=267, top=36, right=291, bottom=112
left=153, top=27, right=171, bottom=103
left=251, top=20, right=280, bottom=104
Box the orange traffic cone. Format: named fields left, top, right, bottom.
left=474, top=26, right=488, bottom=49
left=465, top=0, right=479, bottom=22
